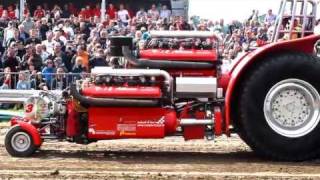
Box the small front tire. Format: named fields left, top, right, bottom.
left=5, top=126, right=37, bottom=157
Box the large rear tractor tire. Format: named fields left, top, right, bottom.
left=238, top=52, right=320, bottom=161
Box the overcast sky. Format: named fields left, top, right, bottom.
left=188, top=0, right=281, bottom=23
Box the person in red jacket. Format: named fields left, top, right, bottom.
left=0, top=5, right=4, bottom=17
left=34, top=5, right=45, bottom=19
left=92, top=4, right=101, bottom=17
left=84, top=5, right=92, bottom=19
left=107, top=3, right=116, bottom=20
left=79, top=8, right=87, bottom=19
left=7, top=5, right=16, bottom=20
left=24, top=5, right=30, bottom=17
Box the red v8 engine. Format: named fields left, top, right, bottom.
left=62, top=31, right=222, bottom=143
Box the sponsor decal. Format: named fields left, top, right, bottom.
left=137, top=117, right=165, bottom=128
left=119, top=131, right=136, bottom=136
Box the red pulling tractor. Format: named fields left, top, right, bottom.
left=4, top=0, right=320, bottom=161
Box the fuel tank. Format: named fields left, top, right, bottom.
left=87, top=107, right=177, bottom=139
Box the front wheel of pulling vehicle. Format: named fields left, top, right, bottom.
left=237, top=52, right=320, bottom=161
left=5, top=126, right=37, bottom=157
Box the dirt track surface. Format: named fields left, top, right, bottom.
left=1, top=122, right=320, bottom=180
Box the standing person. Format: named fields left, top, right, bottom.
left=136, top=7, right=147, bottom=20
left=117, top=4, right=130, bottom=27
left=265, top=9, right=276, bottom=26
left=160, top=5, right=171, bottom=20
left=42, top=31, right=55, bottom=55
left=107, top=3, right=117, bottom=20
left=39, top=18, right=50, bottom=40
left=41, top=59, right=55, bottom=87
left=0, top=5, right=4, bottom=17
left=34, top=5, right=45, bottom=20
left=148, top=4, right=159, bottom=21
left=61, top=4, right=71, bottom=18
left=3, top=21, right=16, bottom=48
left=7, top=5, right=16, bottom=20
left=22, top=14, right=34, bottom=35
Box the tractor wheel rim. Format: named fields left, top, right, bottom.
left=11, top=132, right=31, bottom=152
left=264, top=79, right=320, bottom=138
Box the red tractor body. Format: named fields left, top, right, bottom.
left=5, top=0, right=320, bottom=161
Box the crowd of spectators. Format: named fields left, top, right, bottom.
left=0, top=2, right=278, bottom=92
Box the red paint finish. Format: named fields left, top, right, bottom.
left=66, top=101, right=79, bottom=137
left=82, top=86, right=162, bottom=99
left=168, top=69, right=215, bottom=77
left=179, top=105, right=207, bottom=140
left=11, top=122, right=42, bottom=146
left=183, top=126, right=205, bottom=140
left=87, top=107, right=177, bottom=139
left=225, top=35, right=320, bottom=135
left=139, top=49, right=217, bottom=62
left=214, top=108, right=222, bottom=136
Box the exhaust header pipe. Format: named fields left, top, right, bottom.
left=180, top=119, right=214, bottom=126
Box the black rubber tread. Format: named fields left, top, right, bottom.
left=237, top=52, right=320, bottom=161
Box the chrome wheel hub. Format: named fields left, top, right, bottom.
left=11, top=132, right=31, bottom=152
left=264, top=79, right=320, bottom=138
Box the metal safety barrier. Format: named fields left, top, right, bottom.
left=0, top=72, right=89, bottom=91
